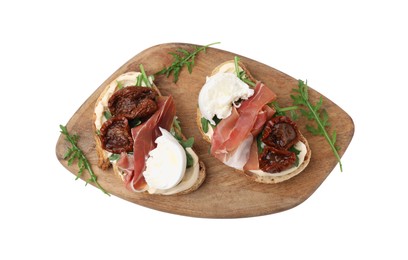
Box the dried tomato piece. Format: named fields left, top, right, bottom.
left=100, top=115, right=133, bottom=154
left=261, top=116, right=300, bottom=150
left=108, top=87, right=158, bottom=120
left=259, top=147, right=296, bottom=173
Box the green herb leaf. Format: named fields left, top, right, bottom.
left=170, top=118, right=195, bottom=168
left=234, top=56, right=241, bottom=77
left=186, top=62, right=193, bottom=73
left=171, top=117, right=182, bottom=136
left=201, top=117, right=209, bottom=133
left=186, top=151, right=194, bottom=168
left=212, top=115, right=222, bottom=126
left=63, top=148, right=73, bottom=160
left=103, top=110, right=112, bottom=120
left=109, top=154, right=120, bottom=161
left=139, top=64, right=151, bottom=87
left=129, top=118, right=141, bottom=128
left=180, top=137, right=194, bottom=149
left=59, top=125, right=110, bottom=196
left=270, top=101, right=299, bottom=117
left=117, top=81, right=124, bottom=89
left=177, top=48, right=190, bottom=56
left=234, top=56, right=256, bottom=87
left=256, top=132, right=265, bottom=154
left=332, top=130, right=337, bottom=145
left=136, top=74, right=143, bottom=86
left=291, top=80, right=343, bottom=171
left=155, top=42, right=220, bottom=83
left=289, top=145, right=301, bottom=167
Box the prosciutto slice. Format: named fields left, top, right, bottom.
left=116, top=152, right=134, bottom=179
left=210, top=82, right=276, bottom=170
left=117, top=96, right=176, bottom=191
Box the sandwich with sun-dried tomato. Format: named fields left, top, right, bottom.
left=93, top=65, right=205, bottom=195
left=196, top=58, right=311, bottom=183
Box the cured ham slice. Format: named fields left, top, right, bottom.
left=116, top=152, right=134, bottom=179
left=117, top=96, right=176, bottom=191
left=210, top=83, right=276, bottom=170
left=251, top=105, right=275, bottom=136
left=243, top=139, right=260, bottom=170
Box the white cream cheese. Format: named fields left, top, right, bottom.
left=199, top=62, right=247, bottom=135
left=143, top=128, right=186, bottom=190
left=147, top=147, right=200, bottom=195
left=198, top=72, right=254, bottom=125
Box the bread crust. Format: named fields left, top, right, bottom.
left=196, top=60, right=311, bottom=183
left=94, top=72, right=205, bottom=194
left=93, top=82, right=114, bottom=170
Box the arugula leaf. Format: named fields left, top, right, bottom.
left=59, top=125, right=110, bottom=196
left=179, top=136, right=195, bottom=168
left=170, top=118, right=195, bottom=168
left=128, top=118, right=141, bottom=128
left=136, top=74, right=143, bottom=86
left=109, top=153, right=120, bottom=161
left=256, top=132, right=265, bottom=154
left=155, top=42, right=220, bottom=83
left=172, top=117, right=182, bottom=132
left=291, top=80, right=342, bottom=171
left=212, top=115, right=222, bottom=126
left=139, top=64, right=151, bottom=87
left=117, top=81, right=124, bottom=89
left=103, top=111, right=112, bottom=120
left=270, top=101, right=299, bottom=117
left=234, top=56, right=256, bottom=87
left=201, top=117, right=209, bottom=133
left=289, top=146, right=301, bottom=167
left=179, top=137, right=194, bottom=149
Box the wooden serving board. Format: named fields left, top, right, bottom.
left=55, top=43, right=354, bottom=218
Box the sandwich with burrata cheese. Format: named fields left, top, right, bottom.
left=94, top=65, right=205, bottom=195
left=196, top=58, right=311, bottom=183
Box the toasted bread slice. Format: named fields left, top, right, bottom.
left=94, top=71, right=206, bottom=195
left=196, top=60, right=311, bottom=183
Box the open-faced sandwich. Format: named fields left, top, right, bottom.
left=94, top=65, right=205, bottom=195
left=197, top=58, right=311, bottom=183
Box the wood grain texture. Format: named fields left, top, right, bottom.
left=55, top=43, right=354, bottom=218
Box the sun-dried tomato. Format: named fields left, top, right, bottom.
left=259, top=147, right=296, bottom=173
left=100, top=115, right=133, bottom=154
left=258, top=116, right=301, bottom=173
left=261, top=116, right=300, bottom=150
left=108, top=87, right=158, bottom=120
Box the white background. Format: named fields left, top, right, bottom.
left=1, top=0, right=407, bottom=259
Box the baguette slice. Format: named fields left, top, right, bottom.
left=94, top=71, right=205, bottom=195
left=196, top=60, right=311, bottom=184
